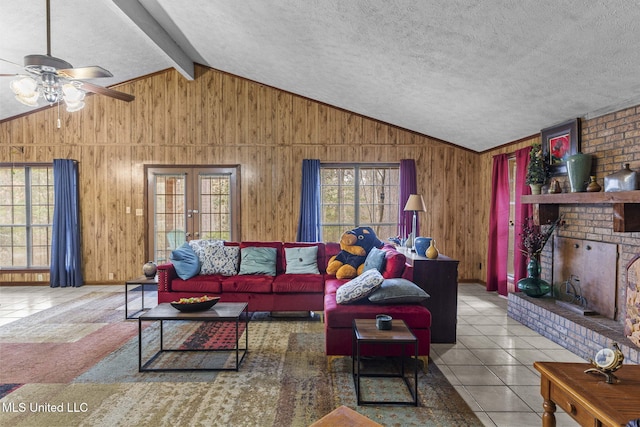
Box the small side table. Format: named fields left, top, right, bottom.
left=352, top=318, right=418, bottom=406
left=125, top=275, right=157, bottom=319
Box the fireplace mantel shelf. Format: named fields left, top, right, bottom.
left=522, top=190, right=640, bottom=232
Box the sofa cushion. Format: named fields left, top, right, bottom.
left=170, top=242, right=201, bottom=280
left=239, top=246, right=277, bottom=276
left=381, top=245, right=407, bottom=279
left=171, top=275, right=222, bottom=294
left=221, top=275, right=273, bottom=293
left=200, top=244, right=240, bottom=276
left=363, top=247, right=386, bottom=273
left=368, top=278, right=430, bottom=304
left=336, top=269, right=384, bottom=304
left=284, top=245, right=320, bottom=274
left=324, top=292, right=431, bottom=330
left=272, top=274, right=324, bottom=293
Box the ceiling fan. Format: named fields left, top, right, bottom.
left=0, top=0, right=135, bottom=113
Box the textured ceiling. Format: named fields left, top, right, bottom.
left=2, top=0, right=640, bottom=152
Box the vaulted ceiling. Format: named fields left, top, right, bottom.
left=3, top=0, right=640, bottom=152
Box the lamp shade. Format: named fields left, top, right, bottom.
left=404, top=194, right=426, bottom=212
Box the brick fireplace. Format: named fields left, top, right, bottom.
left=508, top=104, right=640, bottom=364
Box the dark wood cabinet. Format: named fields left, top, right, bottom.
left=402, top=250, right=460, bottom=343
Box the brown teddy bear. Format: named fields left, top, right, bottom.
left=326, top=226, right=384, bottom=279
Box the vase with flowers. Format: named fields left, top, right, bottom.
left=526, top=143, right=548, bottom=195
left=517, top=216, right=562, bottom=297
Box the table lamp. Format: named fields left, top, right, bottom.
left=404, top=194, right=426, bottom=251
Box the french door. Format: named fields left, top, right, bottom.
left=146, top=166, right=240, bottom=263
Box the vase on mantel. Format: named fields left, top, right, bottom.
left=517, top=256, right=551, bottom=297
left=566, top=153, right=593, bottom=192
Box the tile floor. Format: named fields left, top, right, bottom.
left=0, top=282, right=585, bottom=426
left=432, top=282, right=585, bottom=426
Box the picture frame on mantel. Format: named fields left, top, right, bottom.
left=541, top=118, right=581, bottom=176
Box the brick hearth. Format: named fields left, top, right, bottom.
left=508, top=293, right=639, bottom=365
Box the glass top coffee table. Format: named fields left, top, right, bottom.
left=352, top=318, right=418, bottom=406
left=138, top=302, right=248, bottom=372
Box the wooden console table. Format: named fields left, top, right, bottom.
left=401, top=250, right=459, bottom=343
left=533, top=361, right=640, bottom=427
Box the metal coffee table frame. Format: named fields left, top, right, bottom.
left=352, top=318, right=418, bottom=406
left=125, top=275, right=157, bottom=319
left=138, top=302, right=248, bottom=372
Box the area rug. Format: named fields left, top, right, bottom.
left=0, top=289, right=482, bottom=426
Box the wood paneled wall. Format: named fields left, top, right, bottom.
left=0, top=65, right=487, bottom=284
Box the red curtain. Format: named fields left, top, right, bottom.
left=486, top=154, right=510, bottom=294
left=514, top=146, right=533, bottom=285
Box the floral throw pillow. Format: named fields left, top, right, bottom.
left=200, top=244, right=240, bottom=276
left=336, top=269, right=384, bottom=304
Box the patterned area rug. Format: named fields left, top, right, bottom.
left=0, top=290, right=482, bottom=426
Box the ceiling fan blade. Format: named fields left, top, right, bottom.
left=0, top=57, right=24, bottom=70
left=58, top=66, right=113, bottom=80
left=81, top=81, right=135, bottom=102
left=0, top=73, right=21, bottom=77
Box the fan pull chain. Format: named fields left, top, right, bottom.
left=57, top=100, right=61, bottom=129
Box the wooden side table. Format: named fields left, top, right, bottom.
left=534, top=361, right=640, bottom=427
left=401, top=250, right=459, bottom=343
left=125, top=275, right=157, bottom=319
left=352, top=318, right=418, bottom=406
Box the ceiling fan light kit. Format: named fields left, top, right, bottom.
left=1, top=0, right=134, bottom=122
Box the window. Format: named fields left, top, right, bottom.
left=320, top=163, right=399, bottom=242
left=0, top=164, right=54, bottom=269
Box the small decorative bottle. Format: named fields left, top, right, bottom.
left=426, top=239, right=439, bottom=259
left=586, top=176, right=601, bottom=192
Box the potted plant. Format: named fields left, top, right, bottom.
left=526, top=143, right=547, bottom=194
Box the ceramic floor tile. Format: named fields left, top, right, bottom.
left=509, top=385, right=544, bottom=412
left=458, top=335, right=504, bottom=349
left=486, top=411, right=542, bottom=427
left=450, top=365, right=504, bottom=386
left=463, top=385, right=532, bottom=412
left=506, top=349, right=555, bottom=366
left=541, top=348, right=587, bottom=362
left=486, top=335, right=535, bottom=349
left=472, top=349, right=521, bottom=365
left=432, top=348, right=484, bottom=365
left=487, top=364, right=540, bottom=386
left=453, top=385, right=483, bottom=412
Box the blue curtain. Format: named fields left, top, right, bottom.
left=50, top=159, right=83, bottom=288
left=398, top=159, right=418, bottom=239
left=296, top=159, right=322, bottom=242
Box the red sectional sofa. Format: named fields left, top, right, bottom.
left=157, top=241, right=431, bottom=359
left=323, top=243, right=431, bottom=358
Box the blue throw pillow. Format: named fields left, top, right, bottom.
left=239, top=247, right=277, bottom=276
left=170, top=242, right=201, bottom=280
left=363, top=247, right=386, bottom=272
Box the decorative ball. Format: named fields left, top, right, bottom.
left=143, top=261, right=157, bottom=278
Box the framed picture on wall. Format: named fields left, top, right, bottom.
left=541, top=118, right=581, bottom=176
